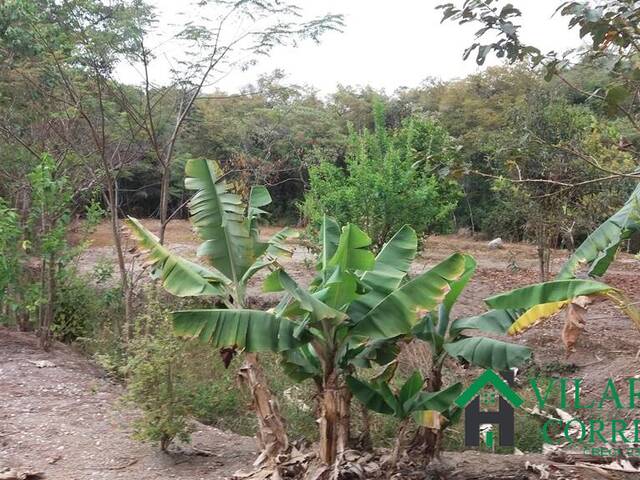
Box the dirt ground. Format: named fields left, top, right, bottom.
left=2, top=219, right=639, bottom=479
left=0, top=328, right=258, bottom=480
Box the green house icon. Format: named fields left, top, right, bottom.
left=457, top=370, right=524, bottom=448
left=455, top=369, right=524, bottom=408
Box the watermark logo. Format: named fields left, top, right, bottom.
left=456, top=369, right=640, bottom=455
left=455, top=369, right=523, bottom=448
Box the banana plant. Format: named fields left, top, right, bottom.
left=347, top=371, right=462, bottom=470
left=405, top=254, right=531, bottom=457
left=127, top=158, right=296, bottom=462
left=173, top=216, right=470, bottom=466
left=469, top=182, right=640, bottom=348
left=558, top=183, right=640, bottom=279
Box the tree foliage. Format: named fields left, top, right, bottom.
left=302, top=100, right=462, bottom=248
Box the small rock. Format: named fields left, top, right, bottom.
left=488, top=237, right=504, bottom=249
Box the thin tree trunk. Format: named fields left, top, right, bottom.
left=158, top=164, right=171, bottom=244
left=104, top=180, right=129, bottom=330
left=239, top=352, right=288, bottom=465
left=40, top=253, right=55, bottom=351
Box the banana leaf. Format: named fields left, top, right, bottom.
left=485, top=279, right=613, bottom=310
left=350, top=253, right=466, bottom=340
left=186, top=158, right=266, bottom=283
left=348, top=225, right=417, bottom=320
left=558, top=184, right=640, bottom=279
left=173, top=309, right=307, bottom=352
left=126, top=217, right=228, bottom=297
left=444, top=336, right=531, bottom=370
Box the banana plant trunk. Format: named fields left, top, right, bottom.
left=239, top=352, right=288, bottom=464
left=410, top=365, right=442, bottom=461
left=319, top=371, right=351, bottom=466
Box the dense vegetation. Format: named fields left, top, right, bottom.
left=1, top=0, right=640, bottom=478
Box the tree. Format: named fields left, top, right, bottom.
left=302, top=100, right=462, bottom=248
left=488, top=92, right=636, bottom=279
left=108, top=1, right=343, bottom=243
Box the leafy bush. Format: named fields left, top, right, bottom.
left=123, top=296, right=192, bottom=451
left=302, top=100, right=462, bottom=248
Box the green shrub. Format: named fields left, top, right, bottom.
left=302, top=100, right=462, bottom=248
left=123, top=297, right=192, bottom=451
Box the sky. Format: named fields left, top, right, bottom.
left=115, top=0, right=587, bottom=96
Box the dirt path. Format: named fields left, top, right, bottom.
left=0, top=329, right=257, bottom=480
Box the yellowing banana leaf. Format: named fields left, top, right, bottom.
left=507, top=300, right=571, bottom=335
left=172, top=309, right=306, bottom=352
left=605, top=290, right=640, bottom=330
left=558, top=184, right=640, bottom=279
left=485, top=279, right=613, bottom=310
left=350, top=253, right=466, bottom=340
left=413, top=410, right=444, bottom=429
left=126, top=217, right=228, bottom=297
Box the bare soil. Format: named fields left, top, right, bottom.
left=0, top=329, right=257, bottom=480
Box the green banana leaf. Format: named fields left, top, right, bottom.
left=442, top=255, right=477, bottom=315
left=558, top=184, right=640, bottom=279
left=239, top=227, right=297, bottom=285
left=348, top=225, right=418, bottom=320
left=412, top=382, right=463, bottom=413
left=449, top=309, right=524, bottom=336
left=328, top=223, right=376, bottom=272
left=346, top=376, right=396, bottom=415
left=126, top=217, right=228, bottom=297
left=485, top=279, right=614, bottom=310
left=399, top=371, right=425, bottom=412
left=350, top=253, right=466, bottom=340
left=172, top=309, right=306, bottom=352
left=185, top=158, right=266, bottom=284
left=265, top=270, right=347, bottom=326
left=319, top=215, right=341, bottom=278
left=444, top=336, right=531, bottom=370
left=281, top=344, right=322, bottom=382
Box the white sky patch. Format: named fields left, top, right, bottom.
left=115, top=0, right=586, bottom=96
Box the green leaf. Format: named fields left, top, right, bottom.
left=444, top=336, right=531, bottom=370
left=413, top=382, right=463, bottom=413
left=485, top=279, right=614, bottom=310
left=346, top=376, right=395, bottom=415
left=172, top=309, right=306, bottom=352
left=351, top=253, right=467, bottom=340
left=328, top=223, right=376, bottom=272
left=320, top=215, right=341, bottom=276
left=449, top=309, right=523, bottom=336
left=126, top=217, right=228, bottom=297
left=348, top=225, right=417, bottom=320
left=275, top=270, right=347, bottom=325
left=442, top=254, right=476, bottom=314
left=558, top=185, right=640, bottom=279
left=186, top=158, right=265, bottom=284
left=399, top=371, right=425, bottom=409
left=281, top=344, right=322, bottom=382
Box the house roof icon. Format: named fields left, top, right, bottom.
left=455, top=369, right=524, bottom=408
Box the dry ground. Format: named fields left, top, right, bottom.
left=2, top=220, right=639, bottom=479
